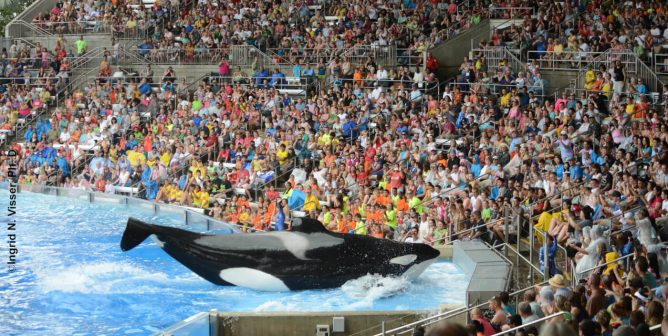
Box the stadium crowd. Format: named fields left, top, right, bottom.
left=0, top=0, right=668, bottom=334
left=31, top=0, right=179, bottom=36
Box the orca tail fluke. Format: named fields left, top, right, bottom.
left=120, top=217, right=155, bottom=251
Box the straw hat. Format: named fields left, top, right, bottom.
left=548, top=274, right=567, bottom=288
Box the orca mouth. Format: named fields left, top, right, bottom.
left=389, top=254, right=418, bottom=266
left=402, top=259, right=437, bottom=281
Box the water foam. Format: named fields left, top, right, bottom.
left=342, top=274, right=410, bottom=299
left=38, top=262, right=179, bottom=294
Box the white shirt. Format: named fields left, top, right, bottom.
left=405, top=236, right=424, bottom=244
left=376, top=69, right=388, bottom=80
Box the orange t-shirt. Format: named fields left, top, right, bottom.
left=376, top=196, right=392, bottom=207
left=251, top=214, right=262, bottom=231
left=396, top=198, right=409, bottom=212
left=367, top=211, right=383, bottom=224
left=371, top=231, right=384, bottom=239
left=263, top=203, right=276, bottom=226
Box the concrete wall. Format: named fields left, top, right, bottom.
left=430, top=20, right=491, bottom=79
left=214, top=307, right=467, bottom=336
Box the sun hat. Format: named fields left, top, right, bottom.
left=548, top=274, right=567, bottom=288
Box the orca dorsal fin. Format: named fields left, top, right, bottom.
left=290, top=218, right=328, bottom=233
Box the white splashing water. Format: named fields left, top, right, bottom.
left=37, top=262, right=193, bottom=294
left=342, top=274, right=410, bottom=299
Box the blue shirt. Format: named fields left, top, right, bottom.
left=269, top=72, right=285, bottom=86
left=139, top=82, right=152, bottom=96
left=275, top=208, right=285, bottom=231
left=255, top=69, right=269, bottom=86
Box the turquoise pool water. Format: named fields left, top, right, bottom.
left=0, top=191, right=468, bottom=336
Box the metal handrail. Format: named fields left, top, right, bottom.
left=375, top=277, right=553, bottom=336
left=487, top=6, right=535, bottom=19
left=494, top=242, right=544, bottom=276
left=575, top=253, right=635, bottom=276
left=527, top=181, right=587, bottom=220
left=493, top=311, right=567, bottom=335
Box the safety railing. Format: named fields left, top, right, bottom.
left=251, top=156, right=299, bottom=201
left=577, top=49, right=664, bottom=93
left=493, top=311, right=568, bottom=335
left=0, top=46, right=105, bottom=148
left=32, top=20, right=115, bottom=35
left=4, top=19, right=52, bottom=38
left=652, top=53, right=668, bottom=76
left=635, top=53, right=665, bottom=93
left=266, top=45, right=421, bottom=70
left=374, top=278, right=553, bottom=336
left=329, top=77, right=440, bottom=102
left=29, top=4, right=180, bottom=38
left=570, top=253, right=635, bottom=288
left=337, top=44, right=399, bottom=68
left=488, top=6, right=535, bottom=19
left=0, top=76, right=66, bottom=86
left=471, top=47, right=528, bottom=76
left=448, top=81, right=547, bottom=98
left=129, top=47, right=230, bottom=65
left=266, top=47, right=344, bottom=65
left=229, top=45, right=287, bottom=72
left=558, top=87, right=661, bottom=104
left=527, top=50, right=608, bottom=71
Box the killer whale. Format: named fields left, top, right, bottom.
left=120, top=217, right=440, bottom=291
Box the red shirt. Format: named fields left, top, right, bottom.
left=473, top=317, right=496, bottom=336
left=389, top=171, right=403, bottom=189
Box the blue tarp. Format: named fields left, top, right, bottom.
left=288, top=189, right=306, bottom=210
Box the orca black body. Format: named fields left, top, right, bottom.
left=120, top=217, right=440, bottom=291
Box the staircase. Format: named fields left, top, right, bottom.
left=576, top=49, right=665, bottom=93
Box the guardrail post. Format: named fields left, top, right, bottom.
left=529, top=208, right=534, bottom=282
left=543, top=230, right=549, bottom=281
left=209, top=309, right=218, bottom=336
left=381, top=321, right=385, bottom=336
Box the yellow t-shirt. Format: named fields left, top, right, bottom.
left=277, top=148, right=288, bottom=165
left=303, top=194, right=320, bottom=212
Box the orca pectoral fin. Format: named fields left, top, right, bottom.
left=120, top=217, right=156, bottom=251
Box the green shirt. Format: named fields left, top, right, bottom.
left=75, top=39, right=87, bottom=55
left=354, top=221, right=367, bottom=235
left=433, top=228, right=448, bottom=247
left=409, top=196, right=423, bottom=214
left=481, top=207, right=492, bottom=221
left=385, top=209, right=397, bottom=228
